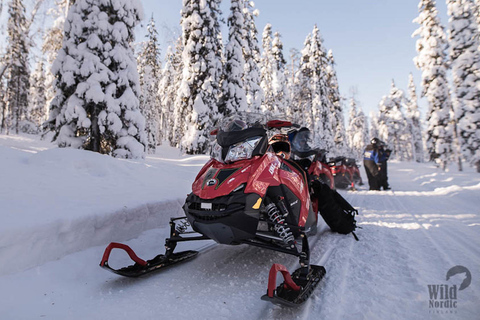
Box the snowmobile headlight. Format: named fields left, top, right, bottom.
left=224, top=136, right=262, bottom=163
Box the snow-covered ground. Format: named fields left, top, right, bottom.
left=0, top=133, right=479, bottom=320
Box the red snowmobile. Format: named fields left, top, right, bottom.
left=328, top=156, right=363, bottom=189
left=100, top=114, right=357, bottom=307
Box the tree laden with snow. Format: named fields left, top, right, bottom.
left=42, top=0, right=71, bottom=107
left=137, top=15, right=162, bottom=154
left=447, top=0, right=480, bottom=172
left=160, top=38, right=183, bottom=147
left=413, top=0, right=453, bottom=169
left=346, top=95, right=368, bottom=161
left=326, top=50, right=348, bottom=157
left=405, top=73, right=424, bottom=162
left=48, top=0, right=146, bottom=159
left=259, top=23, right=275, bottom=117
left=27, top=59, right=47, bottom=133
left=377, top=81, right=410, bottom=161
left=294, top=25, right=334, bottom=151
left=3, top=0, right=30, bottom=134
left=177, top=0, right=223, bottom=154
left=242, top=0, right=263, bottom=113
left=221, top=0, right=247, bottom=116
left=270, top=31, right=290, bottom=116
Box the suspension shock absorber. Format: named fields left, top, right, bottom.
left=265, top=203, right=295, bottom=247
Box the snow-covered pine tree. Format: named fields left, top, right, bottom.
left=292, top=33, right=312, bottom=127
left=346, top=95, right=368, bottom=160
left=3, top=0, right=30, bottom=134
left=42, top=0, right=70, bottom=111
left=369, top=111, right=379, bottom=140
left=221, top=0, right=247, bottom=116
left=295, top=25, right=334, bottom=150
left=285, top=48, right=300, bottom=120
left=170, top=35, right=186, bottom=147
left=260, top=23, right=275, bottom=117
left=160, top=44, right=178, bottom=146
left=447, top=0, right=480, bottom=172
left=137, top=15, right=162, bottom=154
left=377, top=81, right=411, bottom=161
left=405, top=73, right=424, bottom=162
left=49, top=0, right=146, bottom=159
left=271, top=31, right=289, bottom=116
left=413, top=0, right=453, bottom=169
left=28, top=59, right=47, bottom=133
left=242, top=0, right=263, bottom=113
left=326, top=50, right=348, bottom=156
left=177, top=0, right=223, bottom=154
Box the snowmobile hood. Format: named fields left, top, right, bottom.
left=191, top=152, right=285, bottom=200
left=191, top=157, right=259, bottom=199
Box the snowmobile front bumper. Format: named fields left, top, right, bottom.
left=184, top=191, right=261, bottom=245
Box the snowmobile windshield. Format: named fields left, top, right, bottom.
left=213, top=113, right=268, bottom=163
left=216, top=114, right=267, bottom=148
left=291, top=130, right=313, bottom=153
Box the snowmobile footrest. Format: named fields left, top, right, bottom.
left=100, top=242, right=198, bottom=277
left=261, top=264, right=326, bottom=307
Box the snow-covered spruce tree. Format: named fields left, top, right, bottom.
left=369, top=110, right=379, bottom=140
left=42, top=0, right=70, bottom=112
left=291, top=33, right=312, bottom=127
left=28, top=59, right=47, bottom=133
left=327, top=50, right=348, bottom=157
left=170, top=35, right=186, bottom=147
left=49, top=0, right=146, bottom=158
left=413, top=0, right=453, bottom=169
left=271, top=31, right=289, bottom=116
left=346, top=95, right=368, bottom=160
left=377, top=81, right=411, bottom=161
left=177, top=0, right=223, bottom=154
left=295, top=25, right=334, bottom=150
left=447, top=0, right=480, bottom=172
left=221, top=0, right=247, bottom=116
left=137, top=15, right=162, bottom=153
left=260, top=23, right=275, bottom=117
left=4, top=0, right=30, bottom=134
left=285, top=48, right=300, bottom=119
left=405, top=73, right=424, bottom=162
left=241, top=0, right=262, bottom=113
left=160, top=44, right=179, bottom=146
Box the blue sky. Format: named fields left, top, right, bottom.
left=140, top=0, right=451, bottom=120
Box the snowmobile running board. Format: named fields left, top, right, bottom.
left=261, top=263, right=326, bottom=307
left=100, top=242, right=199, bottom=277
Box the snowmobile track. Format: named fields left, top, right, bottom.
left=388, top=191, right=465, bottom=268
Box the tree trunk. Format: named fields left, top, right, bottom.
left=90, top=105, right=100, bottom=153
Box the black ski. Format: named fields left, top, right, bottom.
left=100, top=242, right=198, bottom=277
left=261, top=264, right=326, bottom=307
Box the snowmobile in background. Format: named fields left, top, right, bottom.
left=100, top=114, right=358, bottom=307
left=328, top=156, right=363, bottom=190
